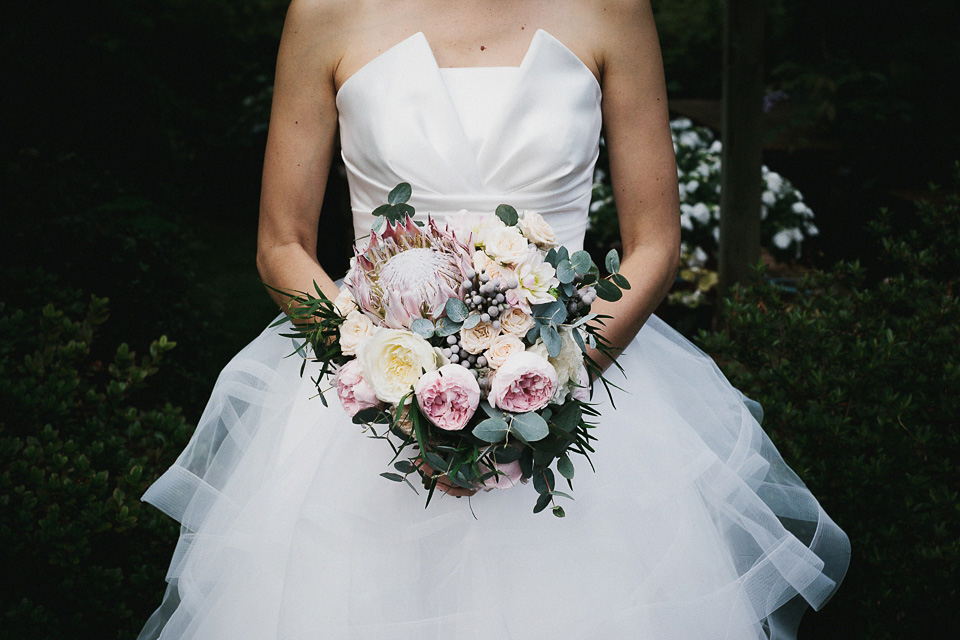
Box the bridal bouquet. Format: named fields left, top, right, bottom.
left=275, top=184, right=629, bottom=516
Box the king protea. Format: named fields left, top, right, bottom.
left=344, top=216, right=474, bottom=329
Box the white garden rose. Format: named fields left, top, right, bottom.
left=334, top=287, right=359, bottom=316
left=357, top=328, right=440, bottom=404
left=499, top=307, right=535, bottom=336
left=484, top=334, right=526, bottom=369
left=449, top=211, right=504, bottom=248
left=339, top=310, right=375, bottom=356
left=459, top=321, right=499, bottom=355
left=484, top=225, right=529, bottom=265
left=517, top=210, right=556, bottom=247
left=551, top=328, right=584, bottom=391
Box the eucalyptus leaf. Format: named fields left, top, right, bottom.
left=552, top=402, right=582, bottom=433
left=611, top=273, right=631, bottom=290
left=557, top=260, right=576, bottom=284
left=511, top=411, right=550, bottom=442
left=480, top=401, right=505, bottom=420
left=423, top=452, right=448, bottom=472
left=473, top=417, right=510, bottom=443
left=435, top=316, right=462, bottom=337
left=394, top=460, right=416, bottom=474
left=525, top=325, right=540, bottom=344
left=605, top=248, right=621, bottom=274
left=519, top=449, right=534, bottom=477
left=495, top=204, right=519, bottom=226
left=491, top=446, right=523, bottom=463
left=533, top=468, right=556, bottom=494
left=380, top=472, right=405, bottom=482
left=552, top=505, right=566, bottom=518
left=540, top=324, right=562, bottom=358
left=353, top=407, right=384, bottom=424
left=445, top=298, right=469, bottom=322
left=388, top=182, right=412, bottom=205
left=372, top=203, right=391, bottom=217
left=557, top=246, right=569, bottom=262
left=595, top=279, right=623, bottom=302
left=557, top=454, right=575, bottom=479
left=571, top=327, right=587, bottom=353
left=462, top=313, right=481, bottom=330
left=533, top=491, right=552, bottom=514
left=532, top=300, right=567, bottom=326
left=571, top=250, right=593, bottom=275
left=410, top=318, right=435, bottom=339
left=561, top=281, right=576, bottom=297
left=544, top=247, right=559, bottom=267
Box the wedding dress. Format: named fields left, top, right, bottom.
left=139, top=30, right=849, bottom=640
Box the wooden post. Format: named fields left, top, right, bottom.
left=719, top=0, right=765, bottom=295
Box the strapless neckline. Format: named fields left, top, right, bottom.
left=337, top=29, right=600, bottom=101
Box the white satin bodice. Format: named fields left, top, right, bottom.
left=336, top=29, right=602, bottom=251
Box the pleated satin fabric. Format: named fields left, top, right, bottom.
left=139, top=29, right=849, bottom=639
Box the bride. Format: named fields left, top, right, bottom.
left=139, top=0, right=849, bottom=638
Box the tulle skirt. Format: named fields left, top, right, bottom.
left=138, top=314, right=849, bottom=640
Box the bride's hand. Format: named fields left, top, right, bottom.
left=418, top=461, right=478, bottom=498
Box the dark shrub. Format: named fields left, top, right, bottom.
left=0, top=296, right=192, bottom=639
left=696, top=189, right=960, bottom=638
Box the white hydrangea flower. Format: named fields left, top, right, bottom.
left=690, top=202, right=711, bottom=225
left=762, top=190, right=777, bottom=207
left=765, top=172, right=784, bottom=194
left=772, top=229, right=792, bottom=250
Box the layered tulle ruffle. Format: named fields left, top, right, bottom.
left=139, top=315, right=849, bottom=640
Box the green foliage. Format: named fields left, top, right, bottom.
left=0, top=297, right=192, bottom=639
left=696, top=189, right=960, bottom=638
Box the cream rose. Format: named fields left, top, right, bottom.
left=473, top=250, right=516, bottom=283
left=334, top=287, right=359, bottom=316
left=484, top=225, right=530, bottom=265
left=339, top=310, right=375, bottom=356
left=499, top=307, right=535, bottom=337
left=459, top=321, right=499, bottom=354
left=517, top=210, right=556, bottom=247
left=484, top=334, right=525, bottom=369
left=357, top=328, right=440, bottom=404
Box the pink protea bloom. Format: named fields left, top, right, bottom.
left=344, top=216, right=474, bottom=329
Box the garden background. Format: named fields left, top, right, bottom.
left=1, top=1, right=957, bottom=638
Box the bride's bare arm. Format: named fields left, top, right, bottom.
left=257, top=0, right=348, bottom=309
left=590, top=0, right=681, bottom=367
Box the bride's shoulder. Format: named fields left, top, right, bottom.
left=563, top=0, right=656, bottom=65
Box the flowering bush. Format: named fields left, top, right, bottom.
left=276, top=185, right=630, bottom=516
left=590, top=118, right=820, bottom=307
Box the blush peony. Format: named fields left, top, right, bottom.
left=414, top=364, right=481, bottom=431
left=488, top=351, right=558, bottom=413
left=335, top=359, right=380, bottom=417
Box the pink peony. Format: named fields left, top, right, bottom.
left=335, top=359, right=380, bottom=417
left=488, top=351, right=558, bottom=413
left=414, top=364, right=481, bottom=431
left=480, top=460, right=523, bottom=490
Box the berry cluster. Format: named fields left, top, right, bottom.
left=460, top=269, right=518, bottom=331
left=567, top=279, right=597, bottom=320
